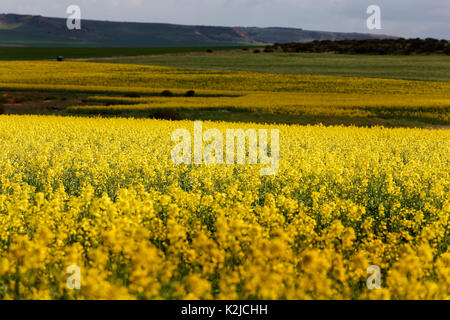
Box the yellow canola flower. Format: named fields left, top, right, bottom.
left=0, top=115, right=448, bottom=300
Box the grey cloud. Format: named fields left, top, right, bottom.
left=0, top=0, right=449, bottom=38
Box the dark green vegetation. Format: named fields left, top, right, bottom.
left=66, top=107, right=449, bottom=129
left=0, top=46, right=252, bottom=60
left=0, top=90, right=240, bottom=116
left=88, top=51, right=450, bottom=82
left=0, top=13, right=393, bottom=47
left=2, top=90, right=448, bottom=129
left=267, top=38, right=449, bottom=55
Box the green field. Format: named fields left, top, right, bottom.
left=0, top=46, right=253, bottom=60
left=2, top=47, right=449, bottom=82
left=88, top=52, right=450, bottom=82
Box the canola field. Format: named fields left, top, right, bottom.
left=1, top=61, right=449, bottom=125
left=67, top=93, right=450, bottom=124
left=0, top=61, right=449, bottom=300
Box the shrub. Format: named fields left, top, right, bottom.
left=161, top=90, right=174, bottom=97
left=150, top=109, right=182, bottom=120
left=184, top=90, right=195, bottom=97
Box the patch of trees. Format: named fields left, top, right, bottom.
left=266, top=38, right=449, bottom=55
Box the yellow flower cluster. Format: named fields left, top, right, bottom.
left=0, top=115, right=448, bottom=300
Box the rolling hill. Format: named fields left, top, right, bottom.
left=0, top=13, right=395, bottom=47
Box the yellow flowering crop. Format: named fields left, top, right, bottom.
left=0, top=60, right=446, bottom=124
left=1, top=61, right=449, bottom=95
left=0, top=115, right=448, bottom=300
left=69, top=92, right=450, bottom=124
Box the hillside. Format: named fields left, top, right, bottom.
left=0, top=13, right=394, bottom=47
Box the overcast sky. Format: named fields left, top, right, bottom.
left=1, top=0, right=449, bottom=39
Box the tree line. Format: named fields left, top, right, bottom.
left=265, top=38, right=449, bottom=55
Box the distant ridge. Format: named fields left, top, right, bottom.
left=0, top=13, right=396, bottom=47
